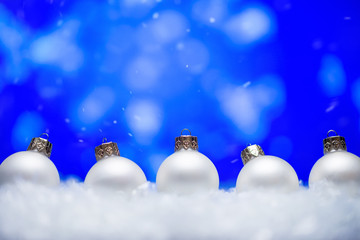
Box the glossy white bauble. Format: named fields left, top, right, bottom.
left=85, top=156, right=147, bottom=191
left=0, top=151, right=60, bottom=187
left=156, top=149, right=219, bottom=194
left=236, top=155, right=299, bottom=192
left=309, top=151, right=360, bottom=187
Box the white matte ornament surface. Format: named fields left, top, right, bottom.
left=0, top=151, right=60, bottom=187
left=85, top=156, right=147, bottom=191
left=236, top=155, right=299, bottom=192
left=156, top=149, right=219, bottom=194
left=309, top=151, right=360, bottom=188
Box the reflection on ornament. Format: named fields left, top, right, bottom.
left=156, top=129, right=219, bottom=194
left=0, top=133, right=60, bottom=187
left=84, top=138, right=147, bottom=191
left=309, top=130, right=360, bottom=190
left=236, top=144, right=299, bottom=192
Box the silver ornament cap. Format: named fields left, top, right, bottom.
left=175, top=129, right=199, bottom=152
left=95, top=138, right=120, bottom=161
left=241, top=144, right=265, bottom=165
left=323, top=130, right=347, bottom=155
left=27, top=133, right=53, bottom=158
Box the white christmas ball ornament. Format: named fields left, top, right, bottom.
left=85, top=139, right=147, bottom=191
left=309, top=130, right=360, bottom=188
left=0, top=133, right=60, bottom=187
left=156, top=129, right=219, bottom=194
left=236, top=144, right=299, bottom=192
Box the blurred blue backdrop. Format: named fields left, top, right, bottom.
left=0, top=0, right=360, bottom=188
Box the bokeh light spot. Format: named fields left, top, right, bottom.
left=217, top=75, right=286, bottom=142
left=11, top=112, right=45, bottom=151
left=76, top=87, right=116, bottom=126
left=352, top=78, right=360, bottom=111
left=192, top=0, right=227, bottom=26
left=30, top=21, right=83, bottom=72
left=177, top=39, right=209, bottom=74
left=318, top=54, right=346, bottom=97
left=125, top=56, right=163, bottom=90
left=224, top=6, right=275, bottom=45
left=125, top=99, right=163, bottom=145
left=149, top=11, right=188, bottom=44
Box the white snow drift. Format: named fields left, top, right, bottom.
left=0, top=180, right=359, bottom=240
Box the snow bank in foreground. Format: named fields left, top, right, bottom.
left=0, top=181, right=359, bottom=240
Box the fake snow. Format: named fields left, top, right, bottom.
left=0, top=181, right=359, bottom=240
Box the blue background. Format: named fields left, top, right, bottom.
left=0, top=0, right=360, bottom=188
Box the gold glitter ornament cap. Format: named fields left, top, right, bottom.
left=95, top=138, right=120, bottom=161
left=323, top=130, right=347, bottom=155
left=174, top=129, right=199, bottom=152
left=27, top=133, right=53, bottom=158
left=240, top=144, right=265, bottom=165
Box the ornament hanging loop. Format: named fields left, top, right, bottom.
left=102, top=138, right=108, bottom=143
left=39, top=133, right=50, bottom=140
left=181, top=128, right=192, bottom=136
left=327, top=130, right=338, bottom=137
